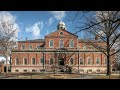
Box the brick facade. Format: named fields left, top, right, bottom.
left=11, top=22, right=114, bottom=73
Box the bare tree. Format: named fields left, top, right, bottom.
left=73, top=11, right=120, bottom=76
left=0, top=19, right=18, bottom=74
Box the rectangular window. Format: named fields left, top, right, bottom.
left=69, top=40, right=74, bottom=48
left=15, top=69, right=19, bottom=72
left=24, top=58, right=27, bottom=65
left=80, top=58, right=84, bottom=65
left=49, top=40, right=54, bottom=48
left=29, top=45, right=32, bottom=50
left=16, top=58, right=19, bottom=65
left=79, top=69, right=84, bottom=72
left=104, top=58, right=107, bottom=65
left=36, top=45, right=41, bottom=49
left=24, top=70, right=27, bottom=72
left=59, top=40, right=64, bottom=48
left=96, top=58, right=100, bottom=64
left=88, top=58, right=92, bottom=65
left=22, top=45, right=25, bottom=50
left=32, top=70, right=36, bottom=72
left=40, top=58, right=44, bottom=65
left=32, top=58, right=36, bottom=65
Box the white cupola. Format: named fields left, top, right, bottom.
left=57, top=21, right=66, bottom=30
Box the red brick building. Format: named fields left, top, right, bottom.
left=11, top=21, right=114, bottom=73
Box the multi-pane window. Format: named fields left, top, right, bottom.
left=50, top=58, right=54, bottom=65
left=80, top=58, right=84, bottom=65
left=69, top=40, right=74, bottom=48
left=96, top=58, right=100, bottom=64
left=22, top=45, right=25, bottom=50
left=16, top=58, right=19, bottom=65
left=32, top=58, right=36, bottom=65
left=104, top=58, right=107, bottom=65
left=49, top=40, right=54, bottom=48
left=29, top=45, right=32, bottom=50
left=88, top=58, right=92, bottom=65
left=24, top=58, right=27, bottom=65
left=59, top=39, right=64, bottom=48
left=70, top=58, right=74, bottom=65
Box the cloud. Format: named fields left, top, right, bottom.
left=50, top=11, right=66, bottom=20
left=26, top=21, right=44, bottom=38
left=48, top=17, right=54, bottom=25
left=0, top=11, right=20, bottom=40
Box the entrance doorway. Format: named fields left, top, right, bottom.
left=59, top=59, right=64, bottom=66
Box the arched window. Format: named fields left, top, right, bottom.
left=32, top=58, right=36, bottom=65
left=50, top=58, right=54, bottom=65
left=16, top=58, right=19, bottom=65
left=24, top=58, right=27, bottom=65
left=69, top=40, right=74, bottom=48
left=59, top=39, right=64, bottom=48
left=70, top=58, right=74, bottom=65
left=88, top=57, right=92, bottom=65
left=80, top=58, right=84, bottom=65
left=49, top=40, right=54, bottom=48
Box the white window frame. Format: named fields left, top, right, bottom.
left=96, top=57, right=101, bottom=65
left=31, top=58, right=36, bottom=65
left=29, top=44, right=33, bottom=50
left=87, top=57, right=92, bottom=65
left=23, top=58, right=27, bottom=65
left=79, top=58, right=84, bottom=65
left=15, top=58, right=19, bottom=65
left=59, top=39, right=64, bottom=48
left=49, top=39, right=54, bottom=48
left=21, top=44, right=25, bottom=50
left=69, top=40, right=74, bottom=48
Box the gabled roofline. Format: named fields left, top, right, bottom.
left=45, top=29, right=78, bottom=38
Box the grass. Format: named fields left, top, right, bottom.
left=92, top=75, right=120, bottom=79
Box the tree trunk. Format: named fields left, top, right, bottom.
left=6, top=51, right=8, bottom=75
left=106, top=38, right=111, bottom=76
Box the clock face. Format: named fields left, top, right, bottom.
left=60, top=32, right=63, bottom=35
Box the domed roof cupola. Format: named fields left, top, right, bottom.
left=57, top=21, right=66, bottom=30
